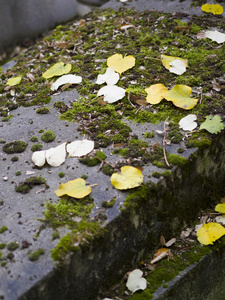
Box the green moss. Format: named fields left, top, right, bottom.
left=152, top=172, right=162, bottom=178
left=0, top=139, right=6, bottom=143
left=79, top=150, right=106, bottom=166
left=0, top=226, right=8, bottom=234
left=186, top=138, right=212, bottom=148
left=167, top=153, right=188, bottom=166
left=29, top=248, right=45, bottom=261
left=3, top=140, right=27, bottom=154
left=0, top=243, right=6, bottom=249
left=15, top=170, right=22, bottom=176
left=30, top=136, right=38, bottom=142
left=162, top=170, right=172, bottom=178
left=36, top=107, right=50, bottom=114
left=101, top=198, right=116, bottom=208
left=38, top=129, right=44, bottom=133
left=143, top=131, right=155, bottom=138
left=52, top=232, right=60, bottom=240
left=30, top=144, right=43, bottom=152
left=7, top=242, right=19, bottom=251
left=43, top=196, right=105, bottom=261
left=177, top=147, right=185, bottom=153
left=102, top=164, right=115, bottom=176
left=2, top=115, right=13, bottom=122
left=41, top=130, right=56, bottom=142
left=81, top=174, right=88, bottom=180
left=11, top=156, right=19, bottom=162
left=15, top=176, right=47, bottom=194
left=58, top=172, right=65, bottom=178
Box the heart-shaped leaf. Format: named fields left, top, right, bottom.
left=197, top=222, right=225, bottom=245
left=161, top=55, right=188, bottom=72
left=107, top=53, right=135, bottom=74
left=205, top=30, right=225, bottom=44
left=96, top=67, right=120, bottom=85
left=6, top=76, right=22, bottom=86
left=55, top=178, right=91, bottom=198
left=215, top=203, right=225, bottom=214
left=42, top=62, right=71, bottom=79
left=145, top=83, right=168, bottom=104
left=97, top=85, right=126, bottom=103
left=67, top=140, right=94, bottom=157
left=200, top=115, right=225, bottom=134
left=179, top=114, right=197, bottom=131
left=110, top=166, right=143, bottom=190
left=169, top=59, right=186, bottom=75
left=201, top=3, right=223, bottom=15
left=165, top=85, right=198, bottom=110
left=126, top=269, right=147, bottom=293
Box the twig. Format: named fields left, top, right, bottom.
left=163, top=117, right=170, bottom=167
left=127, top=91, right=136, bottom=109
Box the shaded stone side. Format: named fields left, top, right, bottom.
left=154, top=246, right=225, bottom=300
left=19, top=131, right=225, bottom=300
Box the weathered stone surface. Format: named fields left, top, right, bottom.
left=0, top=1, right=225, bottom=299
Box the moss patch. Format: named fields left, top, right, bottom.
left=41, top=130, right=56, bottom=143
left=29, top=249, right=45, bottom=261
left=3, top=140, right=27, bottom=154
left=15, top=176, right=47, bottom=194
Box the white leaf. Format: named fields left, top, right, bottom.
left=179, top=114, right=197, bottom=131
left=96, top=67, right=120, bottom=85
left=215, top=216, right=225, bottom=225
left=126, top=269, right=147, bottom=293
left=169, top=59, right=186, bottom=75
left=46, top=142, right=67, bottom=167
left=97, top=85, right=126, bottom=103
left=205, top=30, right=225, bottom=44
left=67, top=140, right=94, bottom=157
left=51, top=74, right=82, bottom=91
left=32, top=150, right=46, bottom=167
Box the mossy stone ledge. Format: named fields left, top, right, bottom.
left=0, top=4, right=225, bottom=300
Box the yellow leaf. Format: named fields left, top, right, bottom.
left=201, top=3, right=223, bottom=15
left=145, top=83, right=168, bottom=104
left=161, top=55, right=188, bottom=70
left=54, top=178, right=91, bottom=198
left=6, top=76, right=22, bottom=86
left=165, top=85, right=198, bottom=110
left=197, top=222, right=225, bottom=245
left=110, top=166, right=143, bottom=190
left=107, top=53, right=135, bottom=74
left=42, top=62, right=71, bottom=79
left=215, top=203, right=225, bottom=214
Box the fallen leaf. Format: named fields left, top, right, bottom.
left=26, top=73, right=36, bottom=82
left=215, top=203, right=225, bottom=214
left=165, top=237, right=176, bottom=247
left=110, top=166, right=143, bottom=190
left=32, top=150, right=46, bottom=167
left=169, top=59, right=186, bottom=75
left=107, top=53, right=135, bottom=75
left=67, top=140, right=94, bottom=157
left=32, top=142, right=67, bottom=167
left=201, top=3, right=223, bottom=15
left=215, top=216, right=225, bottom=225
left=97, top=85, right=126, bottom=103
left=55, top=178, right=92, bottom=198
left=179, top=114, right=197, bottom=131
left=126, top=269, right=147, bottom=293
left=6, top=76, right=22, bottom=86
left=51, top=74, right=82, bottom=91
left=119, top=24, right=135, bottom=31
left=145, top=83, right=168, bottom=104
left=161, top=55, right=188, bottom=73
left=96, top=67, right=119, bottom=85
left=197, top=222, right=225, bottom=245
left=151, top=248, right=171, bottom=264
left=46, top=142, right=67, bottom=167
left=212, top=78, right=224, bottom=92
left=42, top=62, right=71, bottom=79
left=165, top=85, right=198, bottom=110
left=200, top=115, right=225, bottom=134
left=205, top=30, right=225, bottom=44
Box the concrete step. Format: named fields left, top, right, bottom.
left=0, top=1, right=225, bottom=299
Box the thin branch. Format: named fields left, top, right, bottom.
left=163, top=117, right=170, bottom=167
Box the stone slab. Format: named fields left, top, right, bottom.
left=0, top=1, right=225, bottom=299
